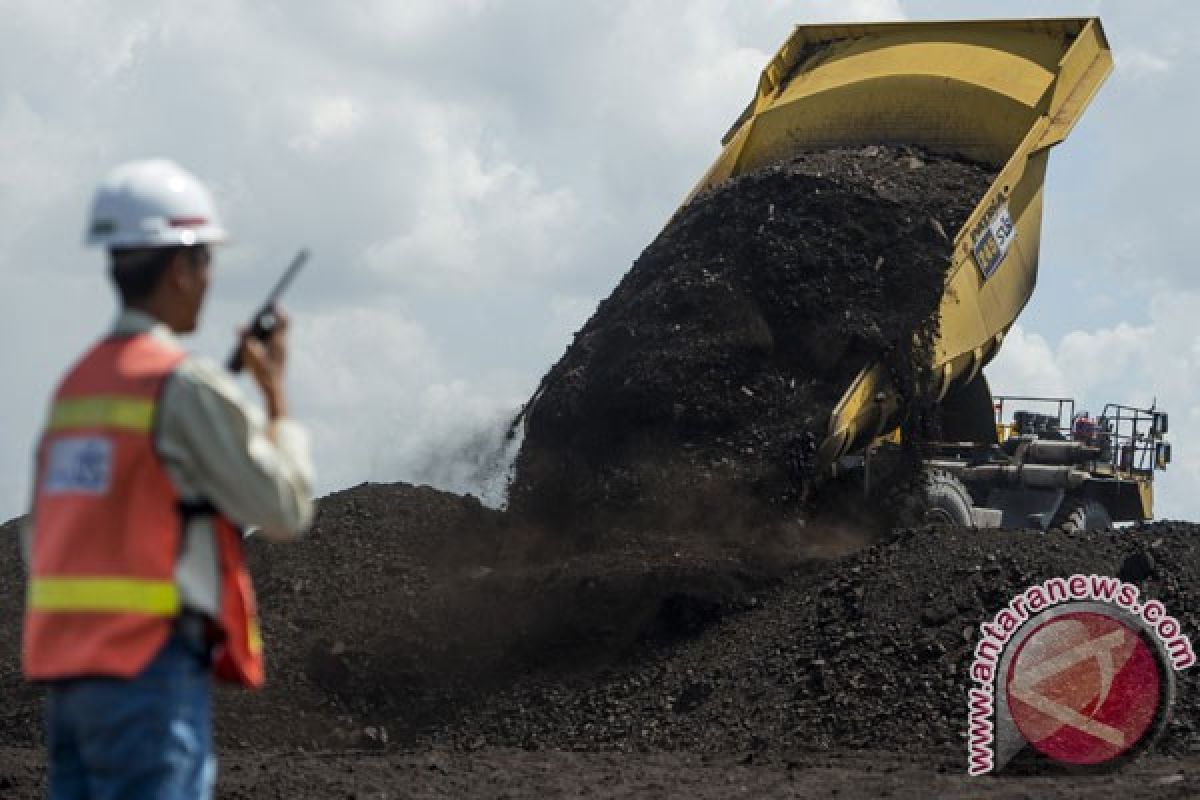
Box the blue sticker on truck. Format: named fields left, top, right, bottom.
left=973, top=204, right=1016, bottom=280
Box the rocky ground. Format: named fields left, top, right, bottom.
left=2, top=744, right=1198, bottom=799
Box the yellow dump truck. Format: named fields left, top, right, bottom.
left=689, top=17, right=1170, bottom=529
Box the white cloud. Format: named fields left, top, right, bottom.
left=0, top=1, right=163, bottom=87
left=0, top=93, right=96, bottom=261
left=987, top=326, right=1071, bottom=398
left=546, top=294, right=596, bottom=346
left=1117, top=48, right=1171, bottom=81
left=815, top=0, right=906, bottom=20
left=287, top=304, right=525, bottom=498
left=362, top=148, right=579, bottom=291
left=290, top=306, right=438, bottom=411
left=757, top=0, right=906, bottom=24
left=338, top=0, right=498, bottom=46
left=289, top=96, right=364, bottom=153
left=1056, top=322, right=1154, bottom=403
left=91, top=17, right=156, bottom=82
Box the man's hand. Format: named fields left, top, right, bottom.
left=237, top=306, right=290, bottom=423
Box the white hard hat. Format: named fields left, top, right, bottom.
left=85, top=159, right=228, bottom=249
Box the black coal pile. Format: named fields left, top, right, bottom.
left=429, top=521, right=1200, bottom=758
left=0, top=520, right=40, bottom=750
left=508, top=146, right=995, bottom=529
left=0, top=485, right=809, bottom=753
left=231, top=483, right=808, bottom=750
left=5, top=486, right=1200, bottom=769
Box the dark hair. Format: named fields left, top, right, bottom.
left=109, top=246, right=208, bottom=305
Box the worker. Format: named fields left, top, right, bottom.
left=20, top=159, right=315, bottom=799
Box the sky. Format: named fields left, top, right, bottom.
left=2, top=0, right=1199, bottom=520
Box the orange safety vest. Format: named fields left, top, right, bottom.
left=23, top=332, right=264, bottom=688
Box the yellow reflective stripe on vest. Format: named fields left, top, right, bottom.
left=248, top=617, right=263, bottom=654
left=28, top=578, right=180, bottom=615
left=47, top=396, right=156, bottom=433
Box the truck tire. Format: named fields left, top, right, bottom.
left=920, top=469, right=974, bottom=527
left=1052, top=498, right=1113, bottom=532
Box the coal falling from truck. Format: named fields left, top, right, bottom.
left=507, top=145, right=995, bottom=532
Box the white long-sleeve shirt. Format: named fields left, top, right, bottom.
left=22, top=309, right=315, bottom=615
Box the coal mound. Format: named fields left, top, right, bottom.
left=426, top=521, right=1200, bottom=759
left=508, top=146, right=995, bottom=529
left=0, top=486, right=804, bottom=753
left=4, top=489, right=1200, bottom=766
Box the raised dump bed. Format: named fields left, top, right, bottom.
left=686, top=18, right=1113, bottom=467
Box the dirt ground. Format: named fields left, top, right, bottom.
left=1, top=745, right=1198, bottom=799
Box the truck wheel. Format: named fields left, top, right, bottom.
left=1053, top=498, right=1113, bottom=532
left=921, top=469, right=974, bottom=527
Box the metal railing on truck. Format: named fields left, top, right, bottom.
left=993, top=395, right=1169, bottom=475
